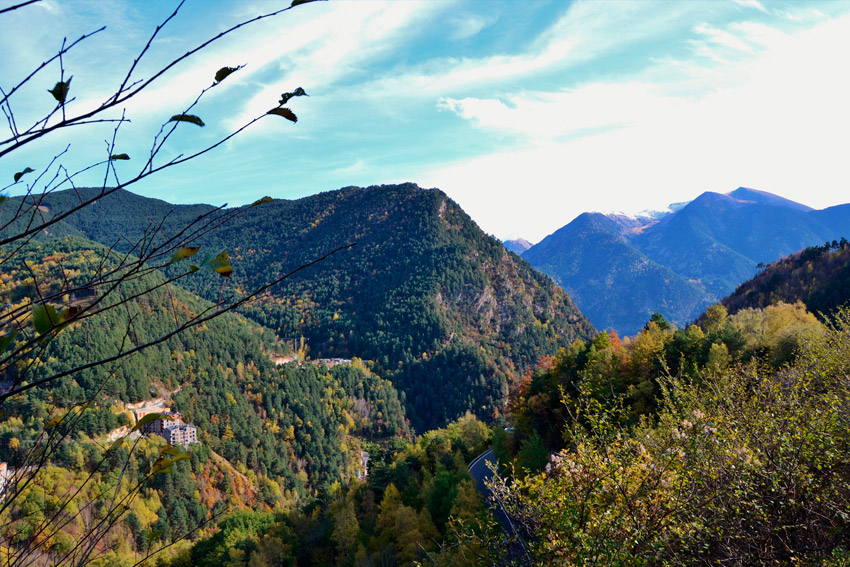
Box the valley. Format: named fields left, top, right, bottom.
left=1, top=183, right=848, bottom=567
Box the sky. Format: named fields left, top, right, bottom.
left=2, top=0, right=850, bottom=243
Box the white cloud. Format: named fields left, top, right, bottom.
left=332, top=159, right=367, bottom=176
left=421, top=9, right=850, bottom=241
left=350, top=1, right=711, bottom=102
left=438, top=82, right=668, bottom=140
left=212, top=1, right=443, bottom=131
left=449, top=14, right=493, bottom=40
left=732, top=0, right=768, bottom=13
left=693, top=22, right=754, bottom=53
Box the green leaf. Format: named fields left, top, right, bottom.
left=109, top=153, right=130, bottom=161
left=0, top=196, right=6, bottom=204
left=151, top=457, right=174, bottom=475
left=168, top=114, right=205, bottom=127
left=172, top=452, right=192, bottom=463
left=107, top=436, right=126, bottom=453
left=170, top=247, right=200, bottom=263
left=48, top=76, right=72, bottom=104
left=214, top=65, right=243, bottom=83
left=279, top=87, right=308, bottom=106
left=132, top=412, right=162, bottom=432
left=189, top=265, right=200, bottom=273
left=159, top=443, right=181, bottom=456
left=199, top=250, right=233, bottom=278
left=33, top=303, right=60, bottom=335
left=45, top=414, right=65, bottom=429
left=250, top=196, right=273, bottom=207
left=267, top=107, right=297, bottom=123
left=14, top=167, right=35, bottom=183
left=145, top=530, right=163, bottom=544
left=0, top=328, right=17, bottom=353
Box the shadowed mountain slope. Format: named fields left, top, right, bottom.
left=523, top=188, right=850, bottom=336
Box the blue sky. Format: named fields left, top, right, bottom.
left=3, top=0, right=850, bottom=242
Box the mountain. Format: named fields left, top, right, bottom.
left=503, top=237, right=533, bottom=255
left=0, top=234, right=416, bottom=561
left=524, top=188, right=850, bottom=336
left=522, top=212, right=713, bottom=333
left=27, top=183, right=596, bottom=431
left=719, top=239, right=850, bottom=318
left=0, top=235, right=407, bottom=490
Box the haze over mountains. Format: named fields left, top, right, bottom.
left=520, top=187, right=850, bottom=336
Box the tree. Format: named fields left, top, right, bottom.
left=491, top=308, right=850, bottom=566
left=0, top=1, right=351, bottom=565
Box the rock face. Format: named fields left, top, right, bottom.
left=523, top=188, right=850, bottom=336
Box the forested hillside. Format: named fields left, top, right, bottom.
left=29, top=184, right=595, bottom=430
left=490, top=309, right=850, bottom=565
left=0, top=236, right=409, bottom=563
left=488, top=275, right=850, bottom=565
left=719, top=239, right=850, bottom=318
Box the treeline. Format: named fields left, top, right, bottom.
left=0, top=432, right=254, bottom=567
left=0, top=238, right=410, bottom=563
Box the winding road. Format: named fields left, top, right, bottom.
left=468, top=449, right=532, bottom=564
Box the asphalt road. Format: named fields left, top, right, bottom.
left=468, top=448, right=532, bottom=564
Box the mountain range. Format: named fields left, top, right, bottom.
left=520, top=187, right=850, bottom=335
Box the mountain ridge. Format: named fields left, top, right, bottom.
left=523, top=187, right=850, bottom=335
left=24, top=183, right=596, bottom=431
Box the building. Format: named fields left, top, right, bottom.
left=162, top=424, right=198, bottom=447
left=140, top=412, right=183, bottom=436
left=356, top=450, right=370, bottom=480
left=135, top=410, right=199, bottom=446
left=0, top=462, right=11, bottom=502
left=68, top=286, right=98, bottom=308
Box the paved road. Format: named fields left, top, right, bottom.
left=468, top=449, right=532, bottom=564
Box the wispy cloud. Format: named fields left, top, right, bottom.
left=448, top=13, right=494, bottom=40
left=332, top=159, right=367, bottom=176
left=5, top=0, right=850, bottom=243
left=732, top=0, right=768, bottom=13
left=421, top=5, right=850, bottom=241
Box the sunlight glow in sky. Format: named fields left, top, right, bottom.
left=3, top=0, right=850, bottom=242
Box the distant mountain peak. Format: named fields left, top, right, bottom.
left=503, top=237, right=533, bottom=255
left=727, top=187, right=813, bottom=211
left=523, top=186, right=849, bottom=336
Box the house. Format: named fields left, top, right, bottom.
left=162, top=424, right=198, bottom=447
left=137, top=412, right=199, bottom=447
left=140, top=412, right=183, bottom=436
